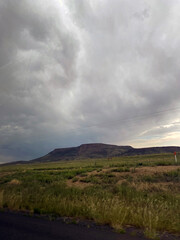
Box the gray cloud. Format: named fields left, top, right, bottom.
left=0, top=0, right=180, bottom=163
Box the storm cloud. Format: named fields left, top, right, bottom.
left=0, top=0, right=180, bottom=163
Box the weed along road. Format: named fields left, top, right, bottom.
left=0, top=211, right=155, bottom=240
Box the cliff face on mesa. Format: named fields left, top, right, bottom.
left=30, top=143, right=180, bottom=163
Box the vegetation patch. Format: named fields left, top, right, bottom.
left=8, top=179, right=21, bottom=185
left=0, top=153, right=179, bottom=239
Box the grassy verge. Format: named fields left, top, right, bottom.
left=0, top=153, right=179, bottom=239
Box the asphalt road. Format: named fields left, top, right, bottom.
left=0, top=211, right=179, bottom=240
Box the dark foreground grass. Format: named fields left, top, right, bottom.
left=0, top=153, right=180, bottom=239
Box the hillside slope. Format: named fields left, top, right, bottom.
left=29, top=143, right=180, bottom=163
left=31, top=143, right=132, bottom=162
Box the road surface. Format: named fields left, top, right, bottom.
left=0, top=211, right=179, bottom=240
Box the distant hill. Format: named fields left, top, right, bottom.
left=29, top=143, right=180, bottom=163
left=30, top=143, right=132, bottom=163
left=2, top=143, right=180, bottom=165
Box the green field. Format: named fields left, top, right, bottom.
left=0, top=153, right=180, bottom=239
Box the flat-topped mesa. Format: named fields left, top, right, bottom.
left=29, top=144, right=180, bottom=163
left=78, top=143, right=132, bottom=157
left=30, top=143, right=133, bottom=162
left=78, top=143, right=132, bottom=149
left=2, top=143, right=180, bottom=165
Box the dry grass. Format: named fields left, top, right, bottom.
left=66, top=179, right=93, bottom=189
left=132, top=165, right=179, bottom=175
left=131, top=181, right=179, bottom=192
left=0, top=172, right=14, bottom=178
left=8, top=179, right=21, bottom=185
left=0, top=154, right=179, bottom=239
left=67, top=165, right=180, bottom=189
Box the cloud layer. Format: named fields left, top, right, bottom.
left=0, top=0, right=180, bottom=162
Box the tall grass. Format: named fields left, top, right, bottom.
left=0, top=153, right=179, bottom=239
left=1, top=181, right=179, bottom=235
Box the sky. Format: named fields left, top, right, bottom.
left=0, top=0, right=180, bottom=163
